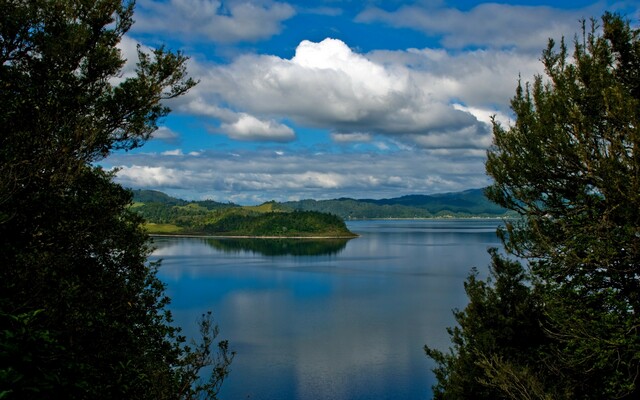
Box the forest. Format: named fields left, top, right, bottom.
left=131, top=190, right=356, bottom=237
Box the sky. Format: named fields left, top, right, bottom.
left=101, top=0, right=639, bottom=204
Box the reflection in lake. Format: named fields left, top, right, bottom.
left=203, top=237, right=351, bottom=256
left=152, top=219, right=504, bottom=400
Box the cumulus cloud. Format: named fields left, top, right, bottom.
left=102, top=1, right=639, bottom=203
left=133, top=0, right=295, bottom=43
left=182, top=38, right=533, bottom=149
left=356, top=2, right=601, bottom=51
left=115, top=31, right=542, bottom=152
left=219, top=113, right=296, bottom=142
left=367, top=47, right=541, bottom=107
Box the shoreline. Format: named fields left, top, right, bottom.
left=344, top=216, right=511, bottom=220
left=149, top=233, right=359, bottom=239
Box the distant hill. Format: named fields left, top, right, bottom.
left=361, top=188, right=507, bottom=216
left=131, top=189, right=187, bottom=206
left=283, top=188, right=510, bottom=219
left=131, top=189, right=234, bottom=210
left=128, top=189, right=356, bottom=237
left=130, top=188, right=511, bottom=221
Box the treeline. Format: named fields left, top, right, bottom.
left=425, top=14, right=640, bottom=400
left=201, top=210, right=355, bottom=237
left=131, top=189, right=237, bottom=210
left=283, top=198, right=432, bottom=219
left=131, top=193, right=356, bottom=237
left=283, top=188, right=511, bottom=219
left=133, top=187, right=512, bottom=221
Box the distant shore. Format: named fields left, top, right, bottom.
left=149, top=233, right=359, bottom=239
left=344, top=216, right=509, bottom=220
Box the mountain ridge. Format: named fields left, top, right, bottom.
left=131, top=188, right=511, bottom=220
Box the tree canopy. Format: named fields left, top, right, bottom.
left=0, top=1, right=232, bottom=398
left=427, top=12, right=639, bottom=400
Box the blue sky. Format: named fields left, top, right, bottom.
left=101, top=0, right=639, bottom=204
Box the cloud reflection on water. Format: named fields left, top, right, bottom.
left=152, top=220, right=504, bottom=399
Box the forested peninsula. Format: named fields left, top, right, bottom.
left=130, top=187, right=514, bottom=237
left=131, top=190, right=357, bottom=237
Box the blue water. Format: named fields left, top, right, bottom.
left=152, top=219, right=503, bottom=400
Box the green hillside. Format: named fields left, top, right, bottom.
left=200, top=210, right=356, bottom=237
left=283, top=188, right=511, bottom=219
left=359, top=188, right=508, bottom=216
left=130, top=188, right=512, bottom=224
left=282, top=198, right=433, bottom=219
left=129, top=190, right=356, bottom=237
left=131, top=189, right=187, bottom=206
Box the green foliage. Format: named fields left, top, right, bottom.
left=284, top=198, right=433, bottom=219
left=130, top=192, right=357, bottom=237
left=201, top=210, right=356, bottom=237
left=132, top=188, right=510, bottom=221
left=145, top=222, right=184, bottom=233
left=362, top=189, right=510, bottom=216
left=428, top=13, right=640, bottom=399
left=0, top=1, right=232, bottom=398
left=132, top=189, right=236, bottom=210
left=284, top=188, right=512, bottom=219
left=132, top=189, right=189, bottom=206
left=425, top=251, right=550, bottom=400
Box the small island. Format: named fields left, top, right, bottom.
left=131, top=191, right=357, bottom=238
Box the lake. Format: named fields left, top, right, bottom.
left=151, top=219, right=504, bottom=400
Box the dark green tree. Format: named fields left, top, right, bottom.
left=0, top=0, right=232, bottom=398
left=425, top=251, right=550, bottom=400
left=427, top=12, right=639, bottom=399
left=486, top=12, right=639, bottom=399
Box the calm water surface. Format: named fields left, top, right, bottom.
left=152, top=219, right=503, bottom=400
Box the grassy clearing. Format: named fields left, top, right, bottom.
left=144, top=223, right=183, bottom=234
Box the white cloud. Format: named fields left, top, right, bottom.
left=220, top=113, right=296, bottom=142
left=182, top=38, right=531, bottom=149
left=356, top=3, right=602, bottom=51
left=152, top=126, right=180, bottom=144
left=331, top=132, right=372, bottom=142
left=161, top=149, right=184, bottom=156
left=115, top=165, right=185, bottom=187
left=112, top=36, right=153, bottom=85
left=103, top=1, right=640, bottom=204
left=367, top=46, right=541, bottom=107
left=452, top=103, right=512, bottom=129
left=133, top=0, right=295, bottom=43
left=106, top=147, right=491, bottom=203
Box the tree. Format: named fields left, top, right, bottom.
left=0, top=1, right=232, bottom=398
left=427, top=12, right=639, bottom=399
left=486, top=12, right=639, bottom=398
left=425, top=251, right=550, bottom=400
